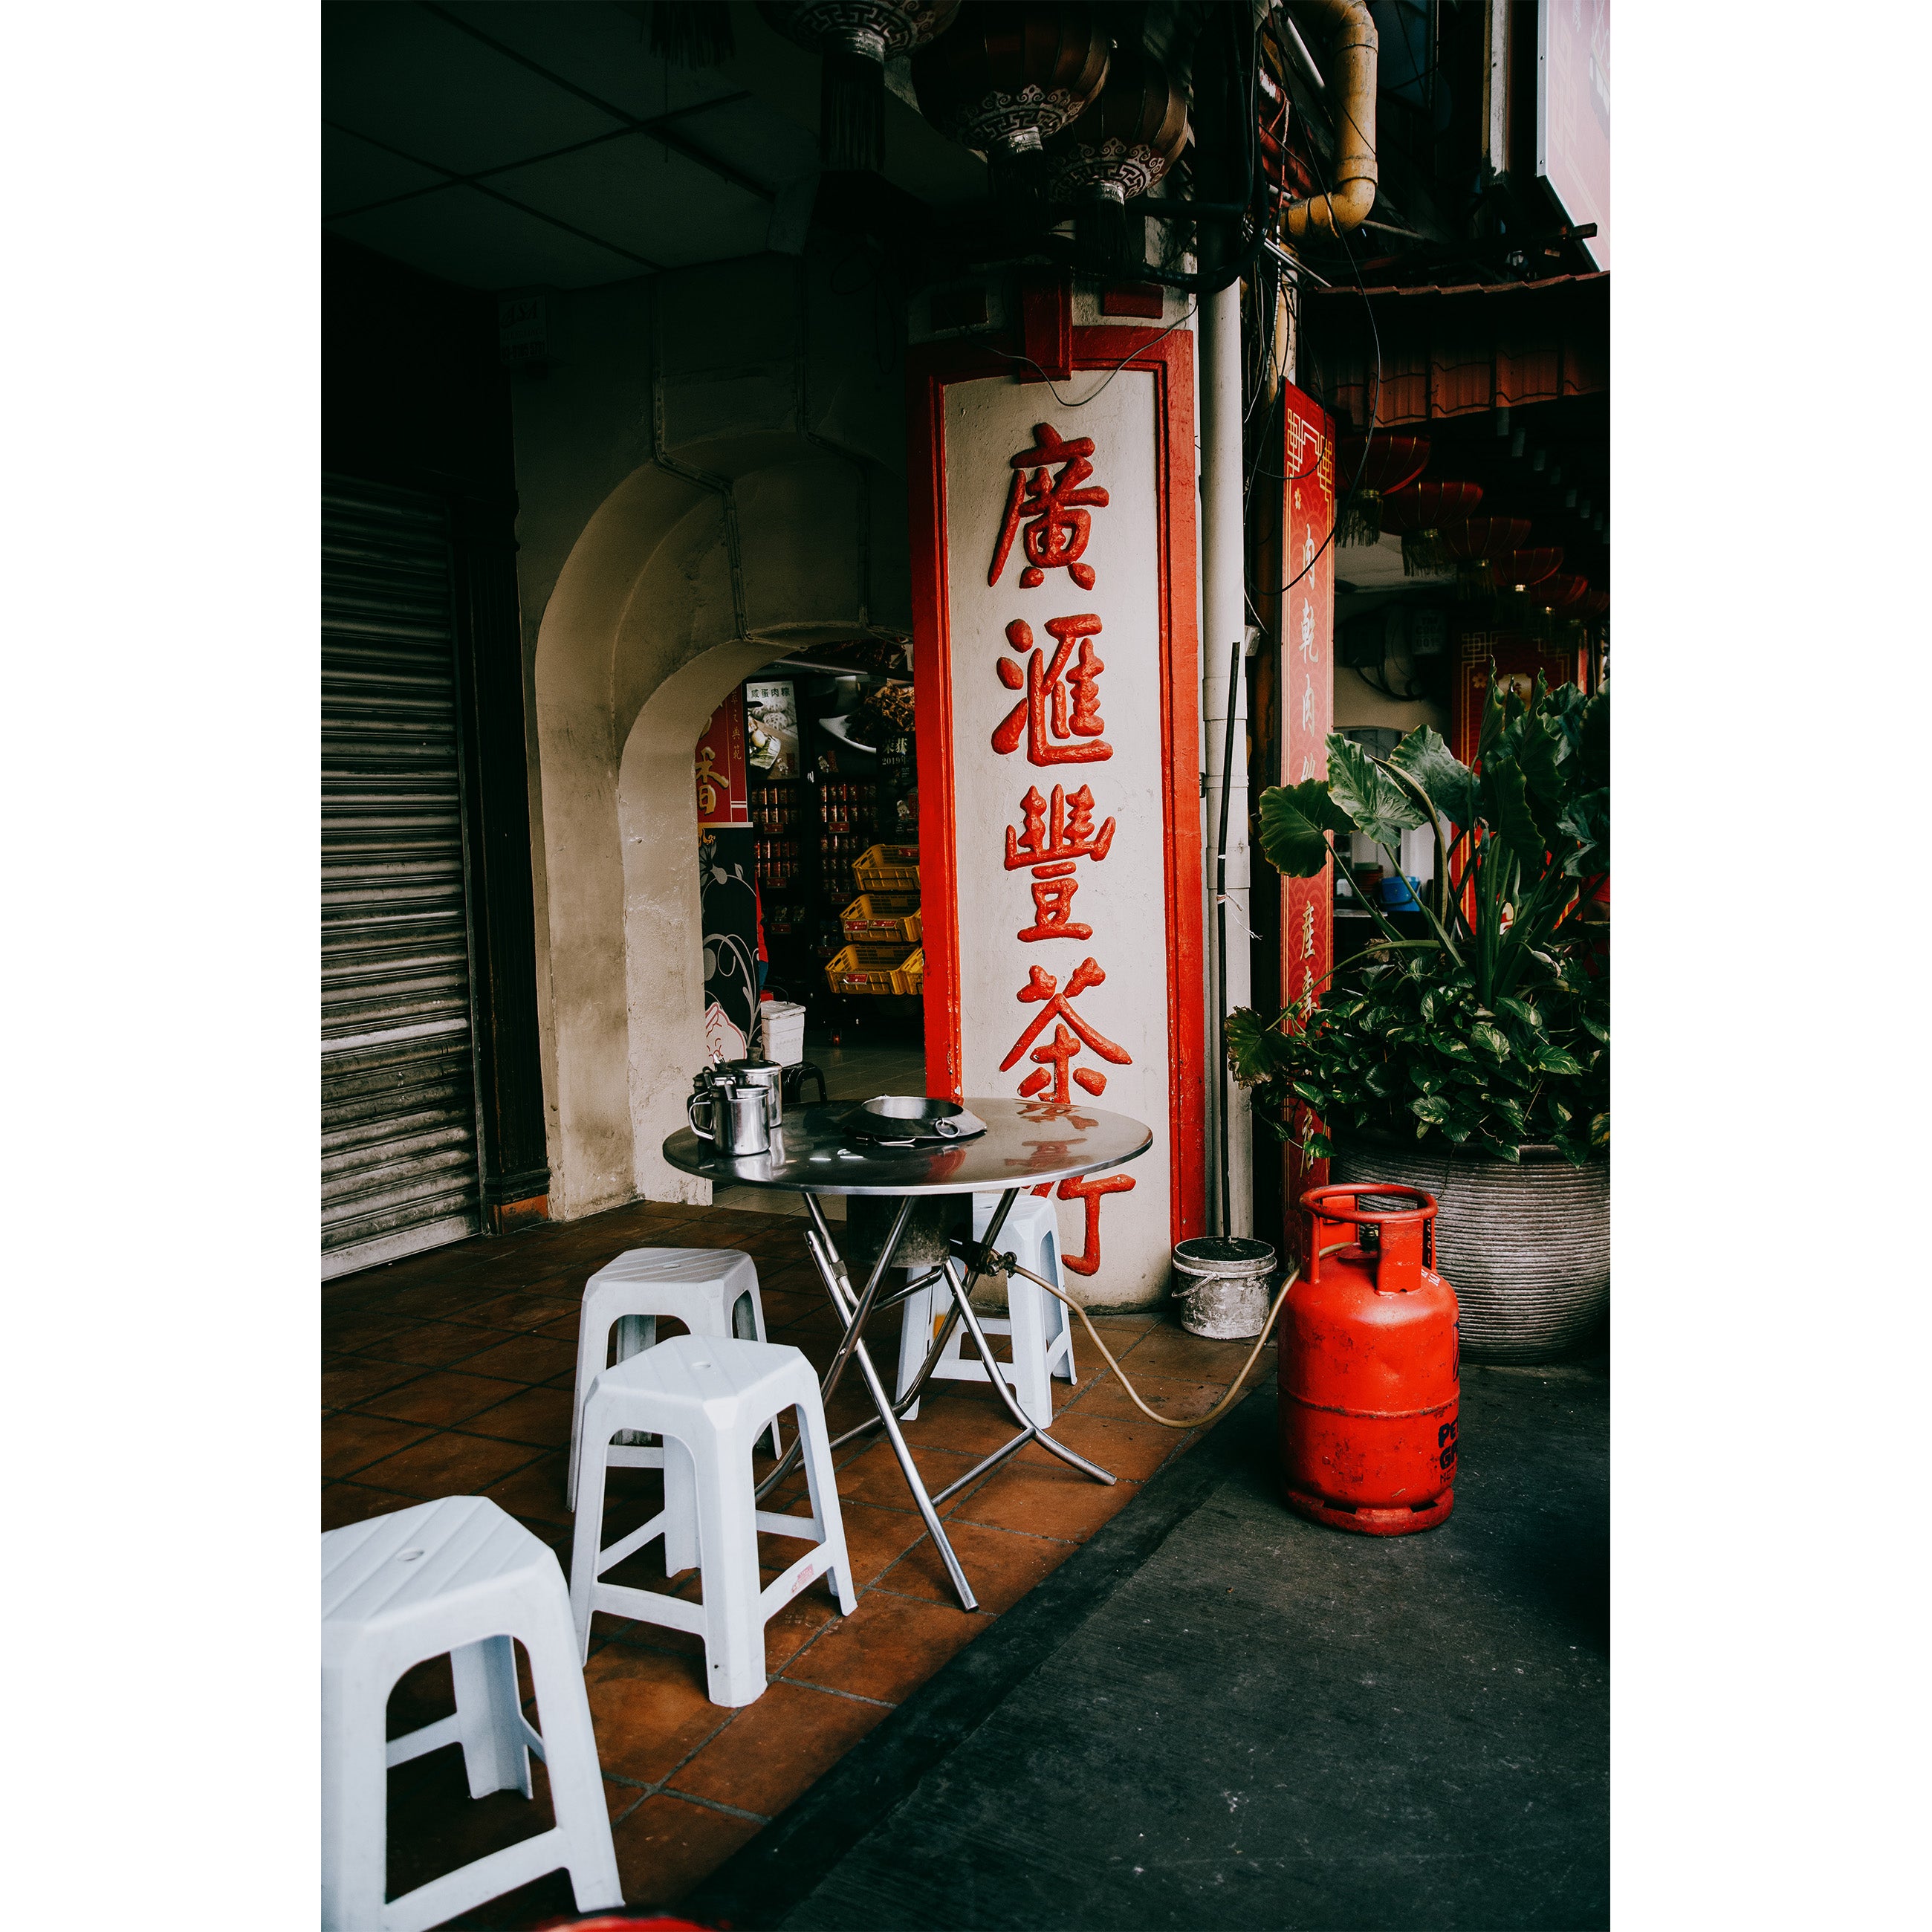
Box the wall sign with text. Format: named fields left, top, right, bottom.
left=909, top=328, right=1202, bottom=1306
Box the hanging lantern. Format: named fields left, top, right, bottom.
left=1380, top=482, right=1483, bottom=576
left=1586, top=589, right=1610, bottom=617
left=1335, top=435, right=1432, bottom=547
left=1436, top=516, right=1532, bottom=600
left=1500, top=562, right=1576, bottom=636
left=911, top=0, right=1110, bottom=186
left=1040, top=41, right=1187, bottom=271
left=759, top=1, right=962, bottom=174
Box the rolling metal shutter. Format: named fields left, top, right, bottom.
left=322, top=476, right=482, bottom=1277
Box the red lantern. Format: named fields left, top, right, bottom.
left=1586, top=589, right=1610, bottom=617
left=912, top=1, right=1110, bottom=161
left=1335, top=435, right=1432, bottom=547
left=1496, top=548, right=1563, bottom=591
left=1381, top=481, right=1483, bottom=576
left=759, top=1, right=962, bottom=172
left=1040, top=42, right=1187, bottom=268
left=1436, top=516, right=1531, bottom=599
left=1538, top=573, right=1590, bottom=615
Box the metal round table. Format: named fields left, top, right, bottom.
left=662, top=1098, right=1153, bottom=1610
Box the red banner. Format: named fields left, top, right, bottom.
left=694, top=692, right=751, bottom=829
left=1280, top=386, right=1336, bottom=1267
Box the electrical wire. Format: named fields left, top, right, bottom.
left=978, top=296, right=1199, bottom=408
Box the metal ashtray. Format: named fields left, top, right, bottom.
left=837, top=1095, right=988, bottom=1144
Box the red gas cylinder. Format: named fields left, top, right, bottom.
left=1279, top=1183, right=1459, bottom=1535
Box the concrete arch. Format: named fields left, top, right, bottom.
left=527, top=255, right=911, bottom=1218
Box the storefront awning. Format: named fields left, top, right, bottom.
left=1304, top=272, right=1610, bottom=432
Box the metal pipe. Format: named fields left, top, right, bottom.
left=1282, top=0, right=1378, bottom=240
left=1201, top=282, right=1251, bottom=1238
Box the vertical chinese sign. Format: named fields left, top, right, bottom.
left=910, top=328, right=1203, bottom=1307
left=1280, top=386, right=1336, bottom=1268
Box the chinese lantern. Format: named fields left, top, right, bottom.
left=1586, top=589, right=1610, bottom=617
left=1380, top=480, right=1483, bottom=576
left=759, top=1, right=962, bottom=173
left=1436, top=516, right=1531, bottom=599
left=1496, top=558, right=1574, bottom=635
left=1335, top=435, right=1432, bottom=547
left=1040, top=42, right=1187, bottom=270
left=912, top=1, right=1110, bottom=172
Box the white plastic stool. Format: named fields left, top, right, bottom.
left=568, top=1335, right=857, bottom=1707
left=894, top=1192, right=1077, bottom=1430
left=567, top=1247, right=779, bottom=1511
left=322, top=1496, right=622, bottom=1932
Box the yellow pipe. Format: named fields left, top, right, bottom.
left=1282, top=0, right=1378, bottom=239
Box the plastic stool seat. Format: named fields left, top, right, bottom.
left=895, top=1192, right=1077, bottom=1429
left=569, top=1335, right=856, bottom=1707
left=568, top=1247, right=778, bottom=1511
left=322, top=1496, right=620, bottom=1932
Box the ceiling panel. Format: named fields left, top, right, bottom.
left=671, top=94, right=819, bottom=192
left=325, top=184, right=644, bottom=290
left=490, top=133, right=771, bottom=268
left=324, top=1, right=623, bottom=175
left=322, top=123, right=447, bottom=217
left=435, top=1, right=743, bottom=123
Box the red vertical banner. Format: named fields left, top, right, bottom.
left=694, top=693, right=751, bottom=828
left=1280, top=386, right=1336, bottom=1268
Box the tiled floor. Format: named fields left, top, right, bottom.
left=322, top=1190, right=1274, bottom=1925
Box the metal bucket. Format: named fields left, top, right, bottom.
left=1172, top=1236, right=1277, bottom=1340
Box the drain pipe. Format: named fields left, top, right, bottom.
left=1201, top=278, right=1251, bottom=1239
left=1282, top=0, right=1379, bottom=239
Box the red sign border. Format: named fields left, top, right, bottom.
left=907, top=326, right=1206, bottom=1249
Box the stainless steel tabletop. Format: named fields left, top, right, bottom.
left=661, top=1097, right=1153, bottom=1197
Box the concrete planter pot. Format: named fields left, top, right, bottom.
left=1329, top=1137, right=1609, bottom=1364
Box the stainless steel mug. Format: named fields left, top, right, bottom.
left=724, top=1057, right=784, bottom=1129
left=687, top=1075, right=771, bottom=1157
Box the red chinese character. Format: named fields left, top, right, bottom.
left=999, top=957, right=1132, bottom=1103
left=991, top=615, right=1111, bottom=765
left=1005, top=783, right=1116, bottom=870
left=1056, top=1172, right=1136, bottom=1277
left=1017, top=866, right=1091, bottom=943
left=988, top=423, right=1109, bottom=591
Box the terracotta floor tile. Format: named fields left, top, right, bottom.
left=322, top=1479, right=421, bottom=1530
left=482, top=1450, right=573, bottom=1529
left=829, top=1438, right=979, bottom=1514
left=951, top=1457, right=1144, bottom=1543
left=452, top=1333, right=581, bottom=1384
left=1106, top=1320, right=1261, bottom=1379
left=898, top=1387, right=1032, bottom=1459
left=464, top=1384, right=576, bottom=1448
left=782, top=1589, right=984, bottom=1703
left=878, top=1517, right=1074, bottom=1613
left=352, top=1321, right=505, bottom=1370
left=834, top=1500, right=932, bottom=1587
left=386, top=1651, right=455, bottom=1740
left=351, top=1369, right=530, bottom=1430
left=760, top=1586, right=845, bottom=1674
left=1067, top=1367, right=1230, bottom=1426
left=352, top=1427, right=548, bottom=1500
left=1018, top=1407, right=1196, bottom=1483
left=611, top=1792, right=765, bottom=1910
left=321, top=1308, right=419, bottom=1353
left=322, top=1354, right=426, bottom=1410
left=449, top=1291, right=583, bottom=1336
left=385, top=1744, right=563, bottom=1914
left=369, top=1279, right=504, bottom=1323
left=579, top=1640, right=730, bottom=1783
left=669, top=1679, right=889, bottom=1818
left=323, top=1411, right=435, bottom=1479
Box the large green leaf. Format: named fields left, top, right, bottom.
left=1577, top=690, right=1610, bottom=791
left=1255, top=779, right=1353, bottom=878
left=1326, top=734, right=1424, bottom=847
left=1387, top=726, right=1480, bottom=830
left=1479, top=759, right=1547, bottom=871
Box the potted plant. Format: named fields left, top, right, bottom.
left=1229, top=672, right=1609, bottom=1363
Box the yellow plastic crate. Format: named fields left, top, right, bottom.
left=824, top=943, right=908, bottom=996
left=854, top=842, right=920, bottom=893
left=840, top=895, right=923, bottom=945
left=892, top=947, right=924, bottom=996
